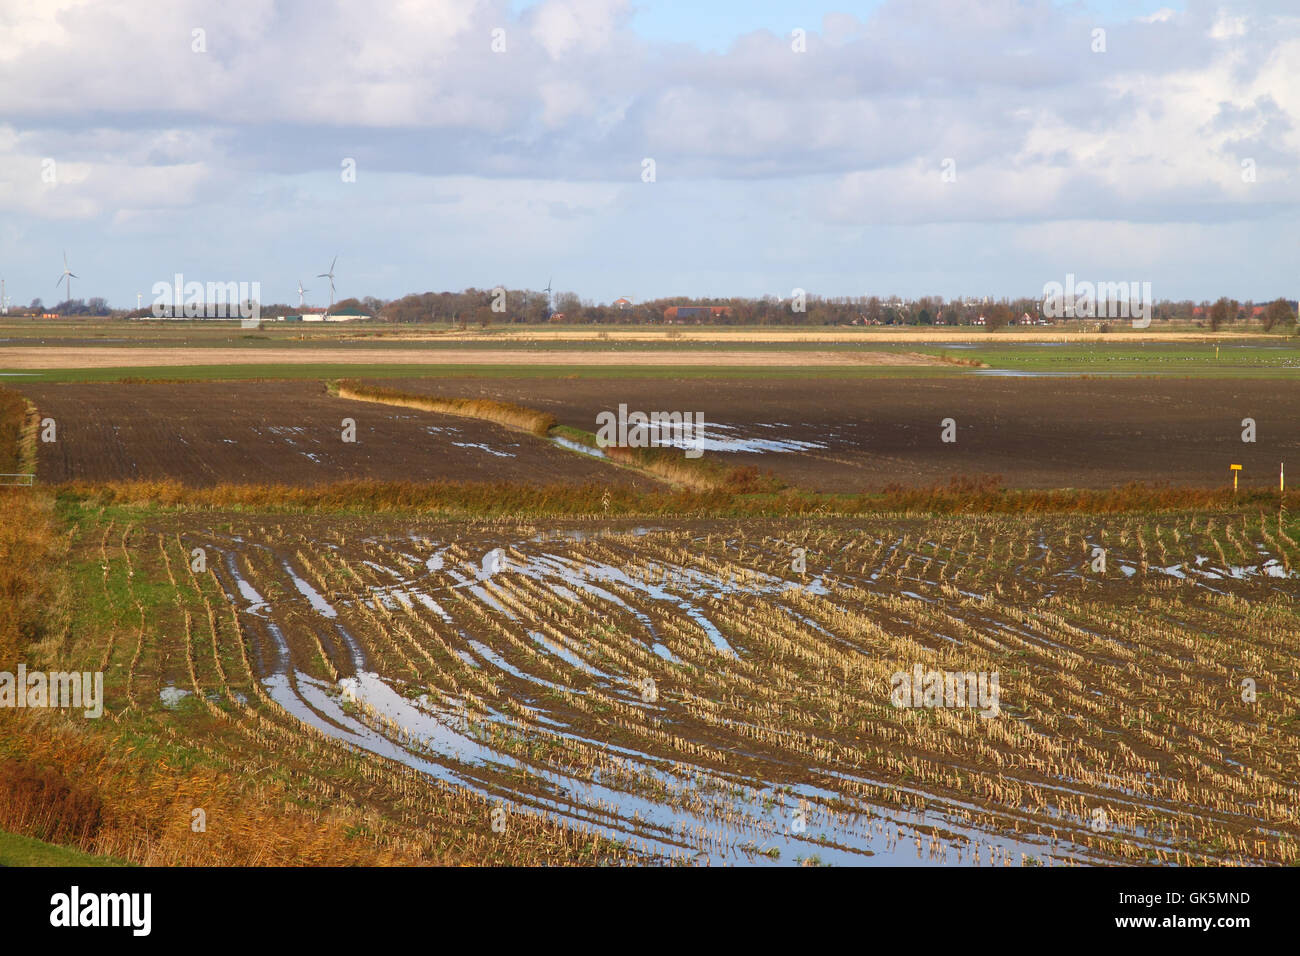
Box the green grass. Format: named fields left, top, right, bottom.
left=910, top=340, right=1300, bottom=377
left=549, top=424, right=602, bottom=448
left=0, top=827, right=129, bottom=867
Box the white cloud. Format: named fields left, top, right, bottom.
left=529, top=0, right=630, bottom=60
left=0, top=0, right=1296, bottom=303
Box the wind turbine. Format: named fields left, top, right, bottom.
left=543, top=277, right=553, bottom=318
left=56, top=251, right=77, bottom=304
left=316, top=256, right=337, bottom=314
left=296, top=279, right=309, bottom=308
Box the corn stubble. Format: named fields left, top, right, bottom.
left=12, top=504, right=1291, bottom=866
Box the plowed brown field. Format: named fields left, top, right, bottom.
left=20, top=381, right=649, bottom=488
left=366, top=376, right=1300, bottom=491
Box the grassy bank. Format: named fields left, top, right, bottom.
left=0, top=827, right=128, bottom=867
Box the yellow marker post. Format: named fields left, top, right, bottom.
left=1230, top=464, right=1242, bottom=493
left=1281, top=462, right=1285, bottom=494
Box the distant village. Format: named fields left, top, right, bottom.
left=5, top=289, right=1297, bottom=332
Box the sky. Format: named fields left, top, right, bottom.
left=0, top=0, right=1296, bottom=309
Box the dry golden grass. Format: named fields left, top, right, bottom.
left=0, top=387, right=29, bottom=475
left=0, top=754, right=102, bottom=847
left=50, top=475, right=1289, bottom=518
left=0, top=496, right=65, bottom=666
left=337, top=380, right=557, bottom=435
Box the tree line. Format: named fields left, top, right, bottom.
left=10, top=291, right=1298, bottom=330
left=373, top=291, right=1298, bottom=330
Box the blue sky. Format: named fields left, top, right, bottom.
left=0, top=0, right=1294, bottom=310
left=510, top=1, right=1190, bottom=51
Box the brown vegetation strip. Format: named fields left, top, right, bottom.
left=0, top=389, right=26, bottom=475
left=51, top=476, right=1290, bottom=517
left=0, top=347, right=943, bottom=369
left=337, top=380, right=556, bottom=435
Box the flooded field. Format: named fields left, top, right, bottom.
left=18, top=381, right=649, bottom=489
left=99, top=510, right=1300, bottom=866
left=363, top=376, right=1300, bottom=491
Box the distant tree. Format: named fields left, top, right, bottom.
left=985, top=304, right=1013, bottom=330
left=53, top=298, right=87, bottom=316
left=1209, top=297, right=1231, bottom=332
left=29, top=298, right=43, bottom=312
left=865, top=296, right=883, bottom=324
left=331, top=297, right=371, bottom=315
left=86, top=297, right=109, bottom=315
left=1263, top=298, right=1296, bottom=332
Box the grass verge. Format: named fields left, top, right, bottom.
left=0, top=827, right=128, bottom=867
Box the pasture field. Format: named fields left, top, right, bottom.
left=13, top=500, right=1299, bottom=866
left=911, top=340, right=1300, bottom=377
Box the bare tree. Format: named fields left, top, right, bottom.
left=1263, top=297, right=1296, bottom=332
left=985, top=303, right=1013, bottom=330
left=1209, top=297, right=1231, bottom=332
